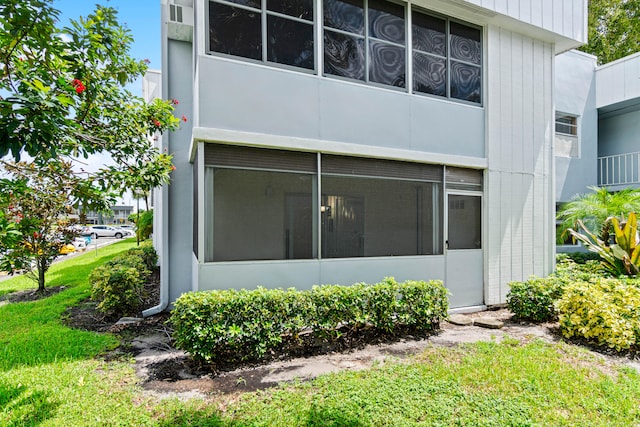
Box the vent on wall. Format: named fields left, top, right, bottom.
left=169, top=4, right=183, bottom=23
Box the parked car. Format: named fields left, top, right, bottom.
left=72, top=237, right=87, bottom=251
left=117, top=225, right=136, bottom=236
left=59, top=243, right=76, bottom=255
left=87, top=225, right=129, bottom=239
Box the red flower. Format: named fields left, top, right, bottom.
left=171, top=98, right=179, bottom=105
left=153, top=119, right=161, bottom=127
left=170, top=165, right=176, bottom=171
left=33, top=232, right=40, bottom=239
left=71, top=79, right=86, bottom=94
left=181, top=115, right=187, bottom=122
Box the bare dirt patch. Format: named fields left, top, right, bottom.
left=0, top=285, right=68, bottom=303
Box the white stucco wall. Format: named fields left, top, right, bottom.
left=554, top=50, right=598, bottom=202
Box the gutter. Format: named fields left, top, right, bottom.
left=143, top=2, right=171, bottom=318
left=142, top=263, right=169, bottom=317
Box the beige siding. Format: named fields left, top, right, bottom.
left=485, top=26, right=555, bottom=304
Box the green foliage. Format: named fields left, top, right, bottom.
left=125, top=240, right=158, bottom=270
left=89, top=246, right=154, bottom=317
left=0, top=0, right=180, bottom=233
left=580, top=0, right=640, bottom=64
left=507, top=278, right=565, bottom=322
left=133, top=210, right=154, bottom=241
left=0, top=161, right=89, bottom=291
left=557, top=186, right=640, bottom=244
left=507, top=255, right=608, bottom=323
left=557, top=279, right=640, bottom=351
left=570, top=212, right=640, bottom=276
left=558, top=252, right=601, bottom=264
left=171, top=278, right=448, bottom=363
left=0, top=0, right=180, bottom=162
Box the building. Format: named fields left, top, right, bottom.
left=148, top=0, right=588, bottom=315
left=75, top=205, right=134, bottom=225
left=555, top=50, right=640, bottom=252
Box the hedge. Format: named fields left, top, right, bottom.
left=171, top=277, right=448, bottom=363
left=506, top=255, right=609, bottom=323
left=556, top=279, right=640, bottom=351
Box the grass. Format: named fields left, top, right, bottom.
left=226, top=340, right=640, bottom=426
left=1, top=245, right=639, bottom=425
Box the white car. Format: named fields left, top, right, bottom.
left=72, top=237, right=87, bottom=250
left=87, top=225, right=129, bottom=239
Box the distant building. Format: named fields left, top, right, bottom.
left=76, top=205, right=134, bottom=225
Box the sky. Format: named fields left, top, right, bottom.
left=52, top=0, right=162, bottom=96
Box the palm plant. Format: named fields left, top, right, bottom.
left=557, top=186, right=640, bottom=244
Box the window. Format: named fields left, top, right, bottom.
left=321, top=176, right=441, bottom=257
left=555, top=112, right=579, bottom=158
left=204, top=146, right=446, bottom=262
left=170, top=4, right=183, bottom=23
left=206, top=1, right=482, bottom=102
left=209, top=0, right=315, bottom=70
left=323, top=0, right=406, bottom=88
left=555, top=113, right=577, bottom=136
left=412, top=10, right=481, bottom=103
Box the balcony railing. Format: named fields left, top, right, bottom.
left=598, top=152, right=640, bottom=186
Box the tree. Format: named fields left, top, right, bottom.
left=580, top=0, right=640, bottom=64
left=557, top=186, right=640, bottom=243
left=0, top=0, right=182, bottom=291
left=0, top=161, right=89, bottom=292
left=0, top=0, right=179, bottom=193
left=131, top=210, right=154, bottom=242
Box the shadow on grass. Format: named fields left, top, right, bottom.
left=0, top=243, right=132, bottom=372
left=0, top=384, right=59, bottom=427
left=155, top=405, right=366, bottom=427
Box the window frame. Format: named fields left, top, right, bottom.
left=322, top=0, right=408, bottom=90
left=411, top=7, right=483, bottom=105
left=555, top=112, right=578, bottom=136
left=554, top=112, right=580, bottom=158
left=205, top=0, right=483, bottom=105
left=203, top=146, right=451, bottom=262
left=207, top=0, right=318, bottom=73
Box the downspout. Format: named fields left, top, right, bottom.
left=143, top=144, right=171, bottom=317
left=143, top=0, right=171, bottom=317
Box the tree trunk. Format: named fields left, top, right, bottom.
left=37, top=258, right=46, bottom=293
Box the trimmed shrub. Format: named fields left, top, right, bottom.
left=506, top=278, right=565, bottom=322
left=89, top=246, right=156, bottom=317
left=126, top=241, right=158, bottom=271
left=559, top=252, right=600, bottom=264
left=556, top=279, right=640, bottom=351
left=171, top=278, right=448, bottom=363
left=507, top=255, right=611, bottom=323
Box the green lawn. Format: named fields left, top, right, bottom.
left=1, top=245, right=639, bottom=426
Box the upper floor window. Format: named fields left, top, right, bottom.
left=207, top=0, right=482, bottom=103
left=412, top=10, right=481, bottom=103
left=323, top=0, right=406, bottom=88
left=209, top=0, right=315, bottom=70
left=555, top=113, right=577, bottom=136
left=555, top=112, right=579, bottom=158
